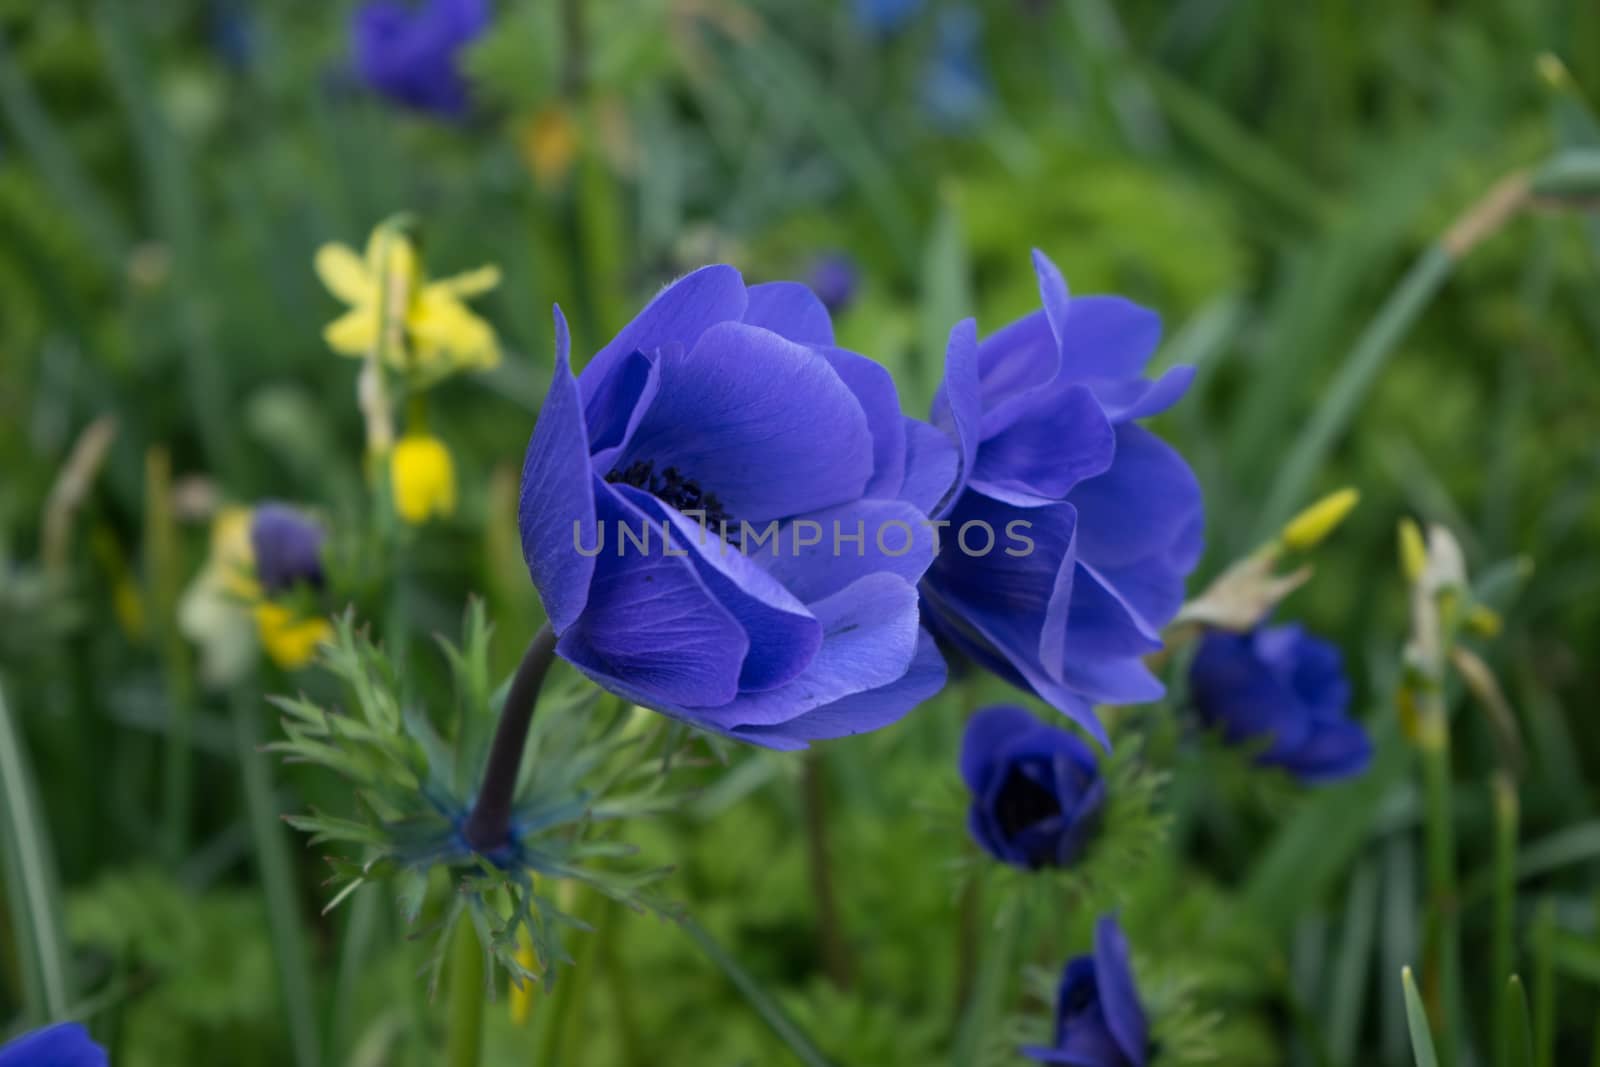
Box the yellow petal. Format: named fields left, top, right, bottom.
left=431, top=264, right=502, bottom=300
left=390, top=434, right=457, bottom=525
left=254, top=603, right=332, bottom=670
left=324, top=307, right=381, bottom=357
left=313, top=242, right=374, bottom=305
left=409, top=293, right=500, bottom=370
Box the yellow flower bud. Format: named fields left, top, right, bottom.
left=253, top=603, right=332, bottom=670
left=391, top=433, right=457, bottom=525
left=1398, top=519, right=1428, bottom=583
left=1281, top=487, right=1360, bottom=551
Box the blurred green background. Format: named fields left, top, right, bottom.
left=2, top=0, right=1600, bottom=1064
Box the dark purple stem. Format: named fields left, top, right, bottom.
left=462, top=624, right=558, bottom=852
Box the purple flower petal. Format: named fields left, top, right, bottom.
left=970, top=383, right=1115, bottom=505
left=616, top=485, right=821, bottom=693
left=759, top=498, right=936, bottom=605
left=585, top=348, right=661, bottom=472
left=958, top=704, right=1042, bottom=792
left=1068, top=424, right=1202, bottom=570
left=556, top=481, right=747, bottom=708
left=580, top=266, right=749, bottom=404
left=898, top=417, right=960, bottom=517
left=732, top=629, right=946, bottom=745
left=1094, top=917, right=1149, bottom=1066
left=743, top=281, right=835, bottom=345
left=816, top=346, right=907, bottom=499
left=615, top=322, right=874, bottom=522
left=519, top=307, right=598, bottom=633
left=714, top=572, right=921, bottom=729
left=0, top=1023, right=107, bottom=1067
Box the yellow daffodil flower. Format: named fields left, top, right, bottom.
left=315, top=227, right=501, bottom=375
left=391, top=433, right=457, bottom=524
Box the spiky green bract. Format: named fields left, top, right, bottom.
left=270, top=601, right=683, bottom=991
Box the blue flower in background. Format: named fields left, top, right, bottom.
left=0, top=1023, right=107, bottom=1067
left=519, top=266, right=949, bottom=749
left=961, top=705, right=1104, bottom=869
left=807, top=253, right=859, bottom=317
left=920, top=251, right=1202, bottom=747
left=920, top=6, right=990, bottom=131
left=1189, top=624, right=1371, bottom=783
left=249, top=504, right=325, bottom=594
left=1024, top=917, right=1149, bottom=1067
left=853, top=0, right=923, bottom=36
left=208, top=1, right=257, bottom=69
left=352, top=0, right=490, bottom=118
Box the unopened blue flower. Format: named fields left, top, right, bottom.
left=519, top=267, right=949, bottom=748
left=0, top=1023, right=107, bottom=1067
left=920, top=6, right=990, bottom=131
left=1189, top=624, right=1371, bottom=782
left=807, top=254, right=859, bottom=316
left=1024, top=917, right=1149, bottom=1066
left=961, top=705, right=1103, bottom=869
left=352, top=0, right=489, bottom=118
left=249, top=504, right=325, bottom=595
left=920, top=250, right=1202, bottom=747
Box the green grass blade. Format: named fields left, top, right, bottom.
left=1243, top=716, right=1404, bottom=931
left=1492, top=776, right=1519, bottom=1067
left=1328, top=861, right=1380, bottom=1065
left=0, top=26, right=128, bottom=269
left=0, top=680, right=72, bottom=1022
left=1532, top=904, right=1556, bottom=1067
left=1403, top=966, right=1440, bottom=1067
left=1504, top=975, right=1534, bottom=1067
left=94, top=0, right=236, bottom=476
left=680, top=914, right=834, bottom=1067
left=1256, top=243, right=1455, bottom=536
left=234, top=690, right=322, bottom=1067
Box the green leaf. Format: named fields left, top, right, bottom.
left=0, top=680, right=72, bottom=1021
left=1403, top=967, right=1440, bottom=1067
left=680, top=914, right=835, bottom=1067
left=1504, top=975, right=1535, bottom=1067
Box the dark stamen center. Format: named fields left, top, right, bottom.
left=606, top=459, right=736, bottom=533
left=994, top=761, right=1062, bottom=838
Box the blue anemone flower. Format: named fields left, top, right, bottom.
left=807, top=253, right=859, bottom=317
left=249, top=504, right=325, bottom=594
left=0, top=1023, right=107, bottom=1067
left=1189, top=623, right=1371, bottom=783
left=1024, top=917, right=1149, bottom=1066
left=518, top=267, right=950, bottom=748
left=920, top=6, right=991, bottom=132
left=352, top=0, right=489, bottom=118
left=920, top=250, right=1203, bottom=747
left=960, top=705, right=1104, bottom=869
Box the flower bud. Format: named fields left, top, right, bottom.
left=391, top=433, right=457, bottom=525
left=1281, top=487, right=1359, bottom=551
left=1398, top=518, right=1428, bottom=583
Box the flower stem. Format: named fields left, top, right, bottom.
left=462, top=624, right=559, bottom=852
left=1419, top=695, right=1460, bottom=1067
left=445, top=915, right=484, bottom=1067
left=802, top=752, right=853, bottom=989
